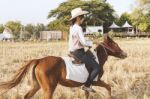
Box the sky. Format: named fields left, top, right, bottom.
left=0, top=0, right=136, bottom=25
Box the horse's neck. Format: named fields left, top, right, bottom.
left=97, top=46, right=108, bottom=67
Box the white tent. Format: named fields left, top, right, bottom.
left=122, top=21, right=134, bottom=34
left=0, top=27, right=13, bottom=40
left=0, top=33, right=4, bottom=40
left=3, top=31, right=13, bottom=39
left=109, top=22, right=120, bottom=28
left=122, top=21, right=132, bottom=28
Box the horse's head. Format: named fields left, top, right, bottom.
left=96, top=34, right=127, bottom=59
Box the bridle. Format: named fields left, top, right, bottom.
left=98, top=43, right=116, bottom=56
left=99, top=43, right=108, bottom=56
left=99, top=42, right=125, bottom=59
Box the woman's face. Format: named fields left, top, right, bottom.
left=79, top=15, right=85, bottom=24
left=77, top=15, right=85, bottom=25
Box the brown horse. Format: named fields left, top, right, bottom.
left=0, top=35, right=127, bottom=99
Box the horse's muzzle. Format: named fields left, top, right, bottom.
left=120, top=51, right=127, bottom=59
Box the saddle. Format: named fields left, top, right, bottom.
left=68, top=52, right=83, bottom=64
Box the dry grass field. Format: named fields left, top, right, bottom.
left=0, top=38, right=150, bottom=99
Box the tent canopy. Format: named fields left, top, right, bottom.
left=122, top=21, right=132, bottom=28
left=3, top=31, right=13, bottom=38
left=109, top=22, right=120, bottom=28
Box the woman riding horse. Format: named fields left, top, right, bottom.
left=69, top=7, right=100, bottom=92
left=0, top=8, right=127, bottom=99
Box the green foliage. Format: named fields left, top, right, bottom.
left=48, top=0, right=115, bottom=32
left=0, top=21, right=47, bottom=40
left=137, top=0, right=150, bottom=6
left=130, top=9, right=142, bottom=26
left=24, top=23, right=46, bottom=39
left=130, top=0, right=150, bottom=32
left=5, top=21, right=21, bottom=38
left=138, top=0, right=150, bottom=15
left=138, top=22, right=149, bottom=32
left=47, top=19, right=69, bottom=32
left=34, top=23, right=45, bottom=38
left=25, top=24, right=34, bottom=35
left=137, top=16, right=150, bottom=31
left=0, top=24, right=4, bottom=33
left=115, top=13, right=132, bottom=26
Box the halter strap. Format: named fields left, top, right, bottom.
left=95, top=43, right=116, bottom=56
left=94, top=43, right=109, bottom=61
left=101, top=42, right=116, bottom=52
left=99, top=43, right=108, bottom=56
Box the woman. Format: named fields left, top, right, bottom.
left=68, top=7, right=100, bottom=93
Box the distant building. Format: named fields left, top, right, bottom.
left=0, top=27, right=13, bottom=41
left=85, top=26, right=103, bottom=37
left=109, top=22, right=120, bottom=29
left=86, top=26, right=103, bottom=34
left=40, top=31, right=63, bottom=41
left=122, top=21, right=134, bottom=35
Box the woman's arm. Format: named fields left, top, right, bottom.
left=78, top=27, right=92, bottom=47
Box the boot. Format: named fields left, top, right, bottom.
left=82, top=85, right=96, bottom=93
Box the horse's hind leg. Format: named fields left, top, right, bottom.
left=24, top=78, right=40, bottom=99
left=24, top=63, right=40, bottom=99
left=35, top=69, right=58, bottom=99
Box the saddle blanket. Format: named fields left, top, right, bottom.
left=62, top=51, right=99, bottom=83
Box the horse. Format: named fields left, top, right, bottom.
left=0, top=35, right=127, bottom=99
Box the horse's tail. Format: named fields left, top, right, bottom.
left=0, top=59, right=39, bottom=95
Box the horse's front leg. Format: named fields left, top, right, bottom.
left=93, top=80, right=111, bottom=99
left=85, top=91, right=90, bottom=99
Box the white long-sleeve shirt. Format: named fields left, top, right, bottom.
left=69, top=24, right=92, bottom=52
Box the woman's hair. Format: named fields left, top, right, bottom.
left=71, top=18, right=77, bottom=26
left=70, top=15, right=84, bottom=26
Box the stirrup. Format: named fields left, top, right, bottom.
left=82, top=85, right=96, bottom=93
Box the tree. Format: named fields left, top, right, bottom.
left=25, top=24, right=35, bottom=38
left=130, top=0, right=150, bottom=32
left=47, top=19, right=68, bottom=31
left=137, top=0, right=150, bottom=6
left=137, top=0, right=150, bottom=15
left=5, top=21, right=22, bottom=38
left=48, top=0, right=115, bottom=33
left=137, top=16, right=150, bottom=32
left=115, top=13, right=132, bottom=26
left=0, top=24, right=4, bottom=33
left=34, top=23, right=45, bottom=38
left=24, top=23, right=46, bottom=39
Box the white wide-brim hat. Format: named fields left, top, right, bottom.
left=70, top=7, right=88, bottom=20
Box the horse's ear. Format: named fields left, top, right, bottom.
left=103, top=33, right=108, bottom=40
left=94, top=41, right=99, bottom=45
left=107, top=35, right=112, bottom=41
left=103, top=33, right=112, bottom=42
